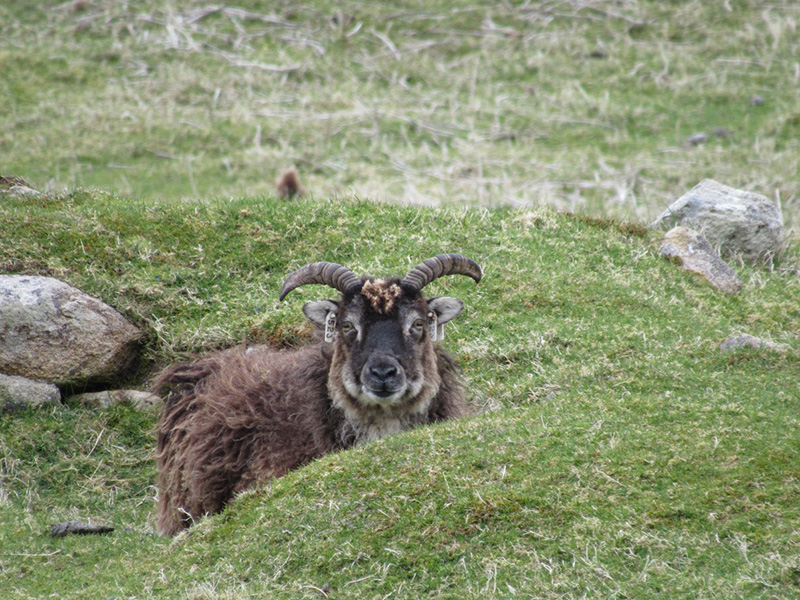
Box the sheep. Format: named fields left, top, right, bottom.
left=275, top=167, right=305, bottom=199
left=154, top=254, right=482, bottom=535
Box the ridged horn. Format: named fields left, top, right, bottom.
left=279, top=262, right=362, bottom=301
left=400, top=254, right=483, bottom=292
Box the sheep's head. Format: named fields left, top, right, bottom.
left=279, top=255, right=482, bottom=432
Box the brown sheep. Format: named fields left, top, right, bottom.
left=275, top=167, right=305, bottom=199
left=154, top=254, right=482, bottom=535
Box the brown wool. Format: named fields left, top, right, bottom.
left=360, top=280, right=402, bottom=314
left=276, top=168, right=305, bottom=199
left=153, top=255, right=480, bottom=535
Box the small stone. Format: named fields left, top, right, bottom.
left=660, top=227, right=743, bottom=294
left=0, top=373, right=61, bottom=411
left=0, top=176, right=40, bottom=197
left=50, top=521, right=114, bottom=537
left=719, top=334, right=787, bottom=353
left=68, top=389, right=163, bottom=411
left=749, top=95, right=765, bottom=106
left=11, top=185, right=41, bottom=197
left=686, top=133, right=708, bottom=146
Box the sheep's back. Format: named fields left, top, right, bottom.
left=154, top=344, right=337, bottom=534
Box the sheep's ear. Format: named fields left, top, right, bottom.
left=302, top=300, right=339, bottom=328
left=427, top=297, right=464, bottom=325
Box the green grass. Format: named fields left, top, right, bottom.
left=1, top=191, right=799, bottom=598
left=1, top=0, right=798, bottom=234
left=1, top=1, right=799, bottom=597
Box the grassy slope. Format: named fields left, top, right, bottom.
left=1, top=0, right=799, bottom=232
left=1, top=191, right=799, bottom=598
left=2, top=0, right=799, bottom=597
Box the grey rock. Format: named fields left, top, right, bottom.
left=0, top=176, right=40, bottom=198
left=69, top=389, right=162, bottom=411
left=660, top=227, right=743, bottom=294
left=0, top=373, right=61, bottom=411
left=686, top=132, right=708, bottom=146
left=2, top=184, right=41, bottom=198
left=0, top=276, right=141, bottom=386
left=50, top=521, right=114, bottom=537
left=650, top=179, right=784, bottom=264
left=719, top=334, right=787, bottom=353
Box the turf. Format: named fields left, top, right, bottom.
left=1, top=192, right=798, bottom=598
left=1, top=1, right=799, bottom=598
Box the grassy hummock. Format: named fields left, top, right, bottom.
left=1, top=191, right=798, bottom=598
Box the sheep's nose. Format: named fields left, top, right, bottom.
left=369, top=362, right=398, bottom=382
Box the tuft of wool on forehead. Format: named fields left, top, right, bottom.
left=360, top=279, right=403, bottom=314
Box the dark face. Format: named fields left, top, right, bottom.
left=336, top=298, right=431, bottom=407
left=301, top=279, right=465, bottom=420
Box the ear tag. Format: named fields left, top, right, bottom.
left=324, top=311, right=337, bottom=343
left=427, top=311, right=439, bottom=342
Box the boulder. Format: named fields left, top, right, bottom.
left=0, top=276, right=141, bottom=386
left=660, top=227, right=743, bottom=294
left=68, top=389, right=162, bottom=411
left=650, top=179, right=783, bottom=264
left=0, top=373, right=61, bottom=411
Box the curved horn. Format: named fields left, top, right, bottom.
left=279, top=262, right=362, bottom=301
left=400, top=254, right=483, bottom=292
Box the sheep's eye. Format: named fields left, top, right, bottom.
left=411, top=319, right=426, bottom=334
left=341, top=321, right=356, bottom=334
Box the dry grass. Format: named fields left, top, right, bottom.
left=2, top=0, right=798, bottom=240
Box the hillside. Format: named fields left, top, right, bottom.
left=2, top=0, right=799, bottom=231
left=1, top=192, right=799, bottom=598
left=3, top=0, right=799, bottom=597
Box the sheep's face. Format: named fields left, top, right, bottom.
left=303, top=278, right=465, bottom=423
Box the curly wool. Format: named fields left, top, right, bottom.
left=360, top=279, right=403, bottom=314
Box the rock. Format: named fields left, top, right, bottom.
left=719, top=334, right=787, bottom=353
left=0, top=176, right=40, bottom=198
left=68, top=389, right=162, bottom=411
left=0, top=276, right=141, bottom=386
left=50, top=521, right=114, bottom=537
left=0, top=373, right=61, bottom=411
left=686, top=132, right=708, bottom=146
left=660, top=227, right=743, bottom=294
left=650, top=179, right=783, bottom=264
left=4, top=184, right=41, bottom=198
left=749, top=95, right=765, bottom=106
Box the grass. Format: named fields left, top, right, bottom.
left=1, top=0, right=798, bottom=233
left=1, top=1, right=799, bottom=597
left=1, top=191, right=799, bottom=598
